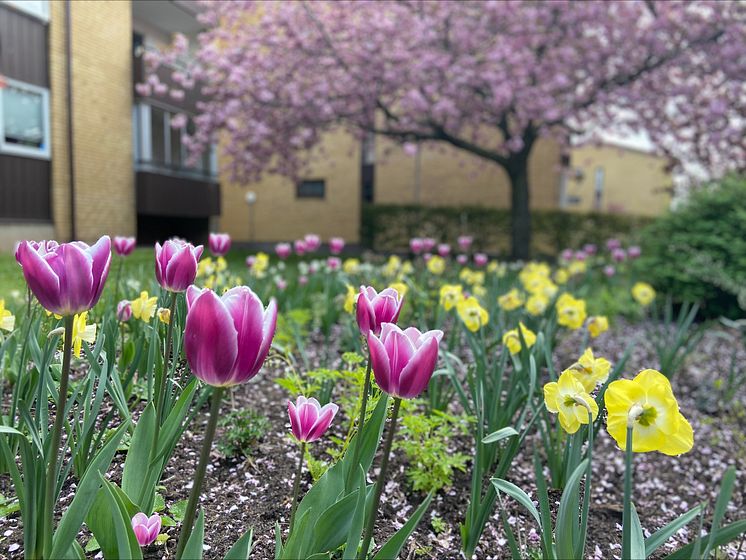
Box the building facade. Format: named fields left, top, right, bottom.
left=0, top=0, right=671, bottom=252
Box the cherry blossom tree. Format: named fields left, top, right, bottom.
left=145, top=0, right=745, bottom=258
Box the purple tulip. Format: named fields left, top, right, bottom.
left=437, top=243, right=451, bottom=257
left=132, top=513, right=161, bottom=547
left=287, top=396, right=338, bottom=443
left=184, top=285, right=277, bottom=386
left=208, top=233, right=231, bottom=257
left=606, top=238, right=622, bottom=251
left=457, top=235, right=473, bottom=251
left=246, top=255, right=256, bottom=268
left=294, top=239, right=307, bottom=256
left=611, top=248, right=627, bottom=262
left=356, top=286, right=404, bottom=336
left=422, top=237, right=436, bottom=252
left=604, top=265, right=616, bottom=277
left=329, top=237, right=345, bottom=255
left=275, top=242, right=292, bottom=260
left=574, top=250, right=586, bottom=261
left=16, top=236, right=111, bottom=316
left=304, top=234, right=321, bottom=252
left=583, top=243, right=597, bottom=255
left=367, top=323, right=442, bottom=399
left=409, top=237, right=424, bottom=254
left=117, top=300, right=132, bottom=322
left=560, top=248, right=573, bottom=261
left=113, top=236, right=136, bottom=257
left=423, top=252, right=433, bottom=262
left=327, top=257, right=341, bottom=271
left=154, top=239, right=203, bottom=293
left=474, top=253, right=488, bottom=267
left=628, top=245, right=641, bottom=259
left=15, top=240, right=58, bottom=266
left=457, top=254, right=468, bottom=265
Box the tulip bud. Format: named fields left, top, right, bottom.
left=457, top=235, right=473, bottom=251
left=184, top=286, right=277, bottom=386
left=208, top=232, right=231, bottom=257
left=132, top=513, right=161, bottom=547
left=628, top=245, right=641, bottom=259
left=154, top=239, right=203, bottom=292
left=157, top=307, right=171, bottom=324
left=287, top=396, right=338, bottom=443
left=456, top=254, right=468, bottom=265
left=409, top=237, right=424, bottom=254
left=367, top=324, right=442, bottom=399
left=327, top=257, right=341, bottom=271
left=117, top=300, right=132, bottom=322
left=604, top=265, right=616, bottom=277
left=583, top=243, right=597, bottom=255
left=304, top=234, right=321, bottom=252
left=329, top=237, right=345, bottom=255
left=16, top=236, right=111, bottom=316
left=560, top=248, right=573, bottom=261
left=437, top=243, right=451, bottom=257
left=356, top=286, right=404, bottom=336
left=294, top=239, right=307, bottom=256
left=474, top=253, right=488, bottom=267
left=422, top=237, right=436, bottom=252
left=275, top=242, right=292, bottom=260
left=113, top=236, right=136, bottom=257
left=611, top=248, right=627, bottom=262
left=606, top=238, right=622, bottom=250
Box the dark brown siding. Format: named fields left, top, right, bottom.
left=136, top=171, right=220, bottom=218
left=0, top=154, right=51, bottom=220
left=0, top=4, right=49, bottom=87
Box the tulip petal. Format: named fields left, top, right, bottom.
left=396, top=336, right=439, bottom=398
left=251, top=298, right=277, bottom=375
left=221, top=287, right=264, bottom=384
left=186, top=285, right=204, bottom=311
left=356, top=290, right=375, bottom=335
left=87, top=235, right=111, bottom=307
left=288, top=400, right=302, bottom=440
left=18, top=241, right=61, bottom=313
left=57, top=243, right=94, bottom=314
left=154, top=242, right=164, bottom=285
left=133, top=524, right=150, bottom=546
left=184, top=290, right=238, bottom=386
left=132, top=512, right=149, bottom=525
left=164, top=244, right=197, bottom=291
left=368, top=332, right=392, bottom=395
left=384, top=329, right=415, bottom=380
left=307, top=402, right=338, bottom=442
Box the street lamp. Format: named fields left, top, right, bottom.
left=245, top=191, right=257, bottom=242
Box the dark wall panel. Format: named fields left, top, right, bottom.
left=0, top=4, right=49, bottom=87
left=136, top=171, right=220, bottom=218
left=0, top=154, right=51, bottom=220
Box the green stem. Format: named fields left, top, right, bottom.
left=42, top=315, right=74, bottom=559
left=578, top=414, right=594, bottom=558
left=174, top=386, right=224, bottom=560
left=622, top=425, right=634, bottom=560
left=359, top=397, right=402, bottom=560
left=155, top=291, right=178, bottom=427
left=113, top=256, right=124, bottom=306
left=288, top=441, right=307, bottom=532
left=346, top=349, right=372, bottom=488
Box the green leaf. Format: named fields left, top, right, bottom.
left=629, top=503, right=646, bottom=560
left=50, top=421, right=129, bottom=559
left=181, top=509, right=205, bottom=560
left=663, top=520, right=746, bottom=560
left=482, top=427, right=519, bottom=444
left=224, top=527, right=254, bottom=560
left=703, top=465, right=736, bottom=558
left=555, top=459, right=588, bottom=560
left=343, top=467, right=367, bottom=560
left=103, top=477, right=143, bottom=560
left=84, top=537, right=100, bottom=553
left=645, top=505, right=703, bottom=557
left=122, top=402, right=156, bottom=508
left=309, top=491, right=360, bottom=553
left=491, top=478, right=541, bottom=526
left=170, top=499, right=189, bottom=522
left=372, top=493, right=433, bottom=560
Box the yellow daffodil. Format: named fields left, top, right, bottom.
left=215, top=256, right=228, bottom=272
left=0, top=300, right=15, bottom=332
left=343, top=258, right=361, bottom=274
left=45, top=309, right=63, bottom=320
left=519, top=262, right=551, bottom=284
left=439, top=284, right=463, bottom=311
left=502, top=322, right=536, bottom=354
left=157, top=307, right=171, bottom=324
left=197, top=257, right=215, bottom=277
left=488, top=261, right=507, bottom=277
left=252, top=253, right=270, bottom=277
left=632, top=282, right=656, bottom=307
left=604, top=369, right=693, bottom=455
left=389, top=282, right=408, bottom=298
left=400, top=261, right=414, bottom=275
left=587, top=315, right=609, bottom=338
left=568, top=260, right=587, bottom=276
left=459, top=269, right=485, bottom=286
left=526, top=294, right=549, bottom=316
left=383, top=255, right=401, bottom=277
left=131, top=291, right=158, bottom=322
left=65, top=312, right=97, bottom=358
left=498, top=288, right=524, bottom=311
left=204, top=275, right=216, bottom=289
left=563, top=348, right=611, bottom=393
left=544, top=370, right=599, bottom=434
left=343, top=285, right=356, bottom=314
left=457, top=296, right=489, bottom=332
left=554, top=268, right=569, bottom=284
left=473, top=284, right=487, bottom=298
left=427, top=256, right=445, bottom=275
left=556, top=293, right=587, bottom=330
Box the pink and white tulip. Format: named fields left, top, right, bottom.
left=304, top=234, right=321, bottom=252
left=368, top=324, right=442, bottom=399
left=16, top=236, right=111, bottom=316
left=329, top=237, right=345, bottom=255
left=628, top=245, right=641, bottom=259
left=474, top=253, right=488, bottom=267
left=287, top=396, right=338, bottom=443
left=113, top=236, right=136, bottom=257
left=457, top=235, right=473, bottom=251
left=409, top=238, right=424, bottom=254
left=457, top=254, right=468, bottom=265
left=356, top=286, right=404, bottom=336
left=184, top=286, right=277, bottom=387
left=275, top=242, right=292, bottom=260
left=154, top=239, right=203, bottom=293
left=294, top=239, right=307, bottom=256
left=326, top=257, right=341, bottom=271
left=422, top=237, right=436, bottom=252
left=132, top=513, right=161, bottom=547
left=208, top=233, right=231, bottom=257
left=117, top=300, right=132, bottom=322
left=437, top=243, right=451, bottom=257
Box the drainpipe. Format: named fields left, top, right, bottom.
left=65, top=0, right=76, bottom=240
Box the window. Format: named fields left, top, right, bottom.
left=297, top=179, right=325, bottom=199
left=594, top=167, right=605, bottom=210
left=133, top=103, right=217, bottom=178
left=1, top=0, right=49, bottom=20
left=0, top=78, right=51, bottom=159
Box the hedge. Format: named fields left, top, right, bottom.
left=361, top=204, right=653, bottom=257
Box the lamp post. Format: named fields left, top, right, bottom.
left=245, top=190, right=257, bottom=242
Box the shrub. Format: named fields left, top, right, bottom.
left=217, top=408, right=270, bottom=458
left=637, top=175, right=746, bottom=318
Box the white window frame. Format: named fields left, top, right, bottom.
left=0, top=77, right=51, bottom=160
left=1, top=0, right=49, bottom=21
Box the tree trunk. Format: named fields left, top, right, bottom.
left=506, top=151, right=531, bottom=260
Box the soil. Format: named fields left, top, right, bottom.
left=1, top=320, right=745, bottom=559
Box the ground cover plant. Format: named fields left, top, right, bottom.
left=0, top=231, right=744, bottom=559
